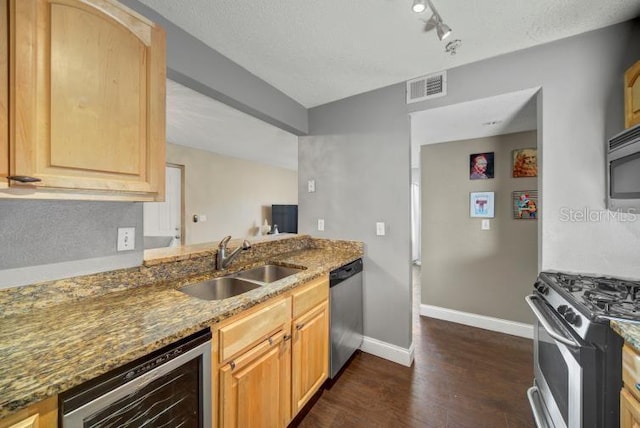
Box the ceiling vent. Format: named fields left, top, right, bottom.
left=406, top=71, right=447, bottom=104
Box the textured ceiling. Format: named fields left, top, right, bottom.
left=166, top=79, right=298, bottom=170
left=139, top=0, right=639, bottom=107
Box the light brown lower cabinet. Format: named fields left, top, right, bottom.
left=291, top=300, right=329, bottom=415
left=220, top=329, right=291, bottom=428
left=622, top=344, right=640, bottom=428
left=212, top=275, right=330, bottom=428
left=0, top=396, right=57, bottom=428
left=621, top=388, right=640, bottom=428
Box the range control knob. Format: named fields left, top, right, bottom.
left=533, top=280, right=549, bottom=295
left=557, top=305, right=568, bottom=315
left=572, top=315, right=582, bottom=327
left=563, top=309, right=581, bottom=326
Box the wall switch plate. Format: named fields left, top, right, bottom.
left=317, top=218, right=325, bottom=231
left=117, top=227, right=135, bottom=251
left=308, top=179, right=316, bottom=193
left=376, top=222, right=385, bottom=236
left=481, top=219, right=490, bottom=230
left=193, top=214, right=208, bottom=223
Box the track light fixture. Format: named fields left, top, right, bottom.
left=412, top=0, right=452, bottom=41
left=412, top=0, right=426, bottom=13
left=436, top=21, right=452, bottom=41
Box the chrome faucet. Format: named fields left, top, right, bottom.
left=216, top=236, right=251, bottom=270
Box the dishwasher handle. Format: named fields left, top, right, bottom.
left=330, top=258, right=363, bottom=286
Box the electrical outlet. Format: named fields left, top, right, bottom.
left=318, top=218, right=325, bottom=231
left=117, top=227, right=135, bottom=251
left=481, top=219, right=490, bottom=230
left=376, top=222, right=385, bottom=236
left=308, top=179, right=316, bottom=193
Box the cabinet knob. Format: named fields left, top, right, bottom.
left=283, top=334, right=292, bottom=341
left=230, top=361, right=236, bottom=370
left=296, top=323, right=305, bottom=331
left=7, top=175, right=42, bottom=183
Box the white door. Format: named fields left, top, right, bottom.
left=143, top=165, right=182, bottom=248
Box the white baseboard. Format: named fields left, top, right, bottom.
left=420, top=304, right=533, bottom=339
left=360, top=336, right=415, bottom=367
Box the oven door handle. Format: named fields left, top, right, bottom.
left=525, top=295, right=580, bottom=349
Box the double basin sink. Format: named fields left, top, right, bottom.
left=179, top=264, right=305, bottom=301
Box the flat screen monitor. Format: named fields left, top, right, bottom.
left=272, top=205, right=298, bottom=233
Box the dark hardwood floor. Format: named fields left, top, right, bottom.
left=296, top=268, right=535, bottom=427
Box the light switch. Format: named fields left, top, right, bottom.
left=318, top=218, right=325, bottom=231
left=117, top=227, right=135, bottom=251
left=308, top=179, right=316, bottom=193
left=481, top=219, right=490, bottom=230
left=376, top=222, right=385, bottom=236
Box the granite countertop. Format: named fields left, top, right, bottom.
left=611, top=320, right=640, bottom=351
left=0, top=237, right=363, bottom=419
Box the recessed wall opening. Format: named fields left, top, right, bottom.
left=409, top=88, right=541, bottom=336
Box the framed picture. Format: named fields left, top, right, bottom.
left=513, top=190, right=538, bottom=219
left=470, top=192, right=495, bottom=218
left=512, top=148, right=537, bottom=177
left=469, top=152, right=494, bottom=180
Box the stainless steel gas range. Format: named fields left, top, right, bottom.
left=526, top=271, right=638, bottom=428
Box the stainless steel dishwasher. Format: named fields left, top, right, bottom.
left=329, top=258, right=363, bottom=379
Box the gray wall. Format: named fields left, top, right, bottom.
left=119, top=0, right=308, bottom=136
left=299, top=19, right=640, bottom=350
left=421, top=132, right=538, bottom=324
left=299, top=84, right=413, bottom=349
left=0, top=201, right=142, bottom=288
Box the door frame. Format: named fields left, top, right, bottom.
left=167, top=162, right=186, bottom=246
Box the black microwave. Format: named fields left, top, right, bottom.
left=608, top=124, right=640, bottom=211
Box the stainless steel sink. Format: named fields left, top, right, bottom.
left=179, top=277, right=261, bottom=301
left=233, top=264, right=305, bottom=283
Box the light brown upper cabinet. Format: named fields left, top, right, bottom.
left=626, top=61, right=640, bottom=129
left=1, top=0, right=8, bottom=189
left=2, top=0, right=166, bottom=201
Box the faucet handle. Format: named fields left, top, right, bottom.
left=219, top=235, right=232, bottom=247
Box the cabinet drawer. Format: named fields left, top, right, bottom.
left=219, top=297, right=290, bottom=363
left=292, top=275, right=329, bottom=319
left=623, top=345, right=640, bottom=401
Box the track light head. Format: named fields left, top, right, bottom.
left=412, top=0, right=426, bottom=13
left=436, top=22, right=452, bottom=41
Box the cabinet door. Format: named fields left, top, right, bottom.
left=10, top=0, right=165, bottom=199
left=621, top=388, right=640, bottom=428
left=0, top=0, right=7, bottom=188
left=0, top=396, right=57, bottom=428
left=219, top=330, right=291, bottom=428
left=626, top=61, right=640, bottom=129
left=291, top=301, right=329, bottom=415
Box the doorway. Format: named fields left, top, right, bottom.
left=409, top=88, right=540, bottom=336
left=143, top=164, right=185, bottom=249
